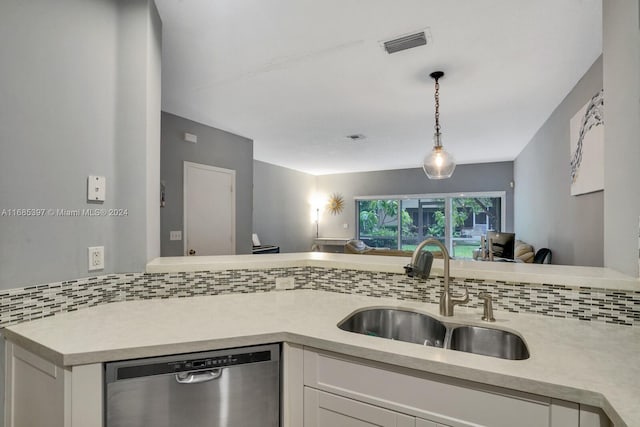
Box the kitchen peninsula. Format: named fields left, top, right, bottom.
left=3, top=253, right=639, bottom=426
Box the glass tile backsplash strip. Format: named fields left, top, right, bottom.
left=0, top=267, right=638, bottom=327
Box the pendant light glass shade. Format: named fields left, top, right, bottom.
left=423, top=133, right=456, bottom=179
left=424, top=71, right=455, bottom=179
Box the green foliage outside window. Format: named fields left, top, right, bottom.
left=358, top=196, right=498, bottom=252
left=358, top=200, right=413, bottom=237
left=427, top=197, right=495, bottom=237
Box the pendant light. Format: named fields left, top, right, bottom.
left=423, top=71, right=456, bottom=179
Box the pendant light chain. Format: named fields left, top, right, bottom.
left=434, top=77, right=441, bottom=134
left=423, top=70, right=455, bottom=180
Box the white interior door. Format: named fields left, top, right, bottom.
left=183, top=161, right=235, bottom=256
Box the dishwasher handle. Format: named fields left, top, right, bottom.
left=175, top=368, right=222, bottom=384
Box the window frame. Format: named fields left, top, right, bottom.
left=355, top=191, right=507, bottom=255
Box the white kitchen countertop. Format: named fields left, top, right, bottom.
left=4, top=290, right=639, bottom=426
left=146, top=252, right=640, bottom=291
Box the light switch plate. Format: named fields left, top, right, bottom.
left=170, top=230, right=182, bottom=241
left=88, top=176, right=106, bottom=201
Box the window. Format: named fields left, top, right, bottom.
left=357, top=200, right=400, bottom=249
left=400, top=198, right=445, bottom=250
left=450, top=195, right=502, bottom=258
left=356, top=192, right=505, bottom=259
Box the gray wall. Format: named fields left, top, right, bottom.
left=316, top=162, right=514, bottom=239
left=161, top=112, right=254, bottom=256
left=253, top=161, right=316, bottom=252
left=0, top=0, right=161, bottom=423
left=146, top=0, right=163, bottom=262
left=514, top=57, right=603, bottom=267
left=603, top=0, right=640, bottom=277
left=114, top=0, right=162, bottom=271
left=0, top=0, right=161, bottom=289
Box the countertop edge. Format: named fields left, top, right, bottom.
left=145, top=254, right=640, bottom=291
left=2, top=330, right=65, bottom=367
left=4, top=328, right=625, bottom=426
left=61, top=333, right=289, bottom=366
left=4, top=290, right=636, bottom=427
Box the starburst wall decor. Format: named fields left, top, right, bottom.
left=327, top=193, right=345, bottom=215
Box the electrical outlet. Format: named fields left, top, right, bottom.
left=88, top=246, right=104, bottom=271
left=343, top=223, right=349, bottom=229
left=275, top=277, right=295, bottom=290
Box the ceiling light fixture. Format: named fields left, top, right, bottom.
left=423, top=71, right=456, bottom=180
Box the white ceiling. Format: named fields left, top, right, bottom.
left=156, top=0, right=602, bottom=175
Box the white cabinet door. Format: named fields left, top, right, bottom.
left=304, top=387, right=415, bottom=427
left=4, top=341, right=104, bottom=427
left=4, top=342, right=66, bottom=427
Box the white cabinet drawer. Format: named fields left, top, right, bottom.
left=304, top=387, right=415, bottom=427
left=304, top=347, right=575, bottom=427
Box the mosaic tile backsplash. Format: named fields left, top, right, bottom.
left=1, top=267, right=639, bottom=327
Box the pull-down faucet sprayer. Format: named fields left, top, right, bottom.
left=408, top=238, right=469, bottom=316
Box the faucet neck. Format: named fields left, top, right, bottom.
left=411, top=238, right=465, bottom=317
left=411, top=238, right=450, bottom=284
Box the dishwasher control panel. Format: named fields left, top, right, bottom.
left=115, top=350, right=272, bottom=381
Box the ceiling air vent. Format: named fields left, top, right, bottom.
left=382, top=30, right=428, bottom=54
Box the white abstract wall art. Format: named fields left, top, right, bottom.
left=569, top=89, right=604, bottom=196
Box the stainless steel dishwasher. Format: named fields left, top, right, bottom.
left=105, top=343, right=280, bottom=427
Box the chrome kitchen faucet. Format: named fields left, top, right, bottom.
left=408, top=238, right=469, bottom=316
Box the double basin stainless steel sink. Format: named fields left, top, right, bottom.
left=338, top=308, right=529, bottom=360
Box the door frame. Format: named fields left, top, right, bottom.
left=183, top=161, right=236, bottom=256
